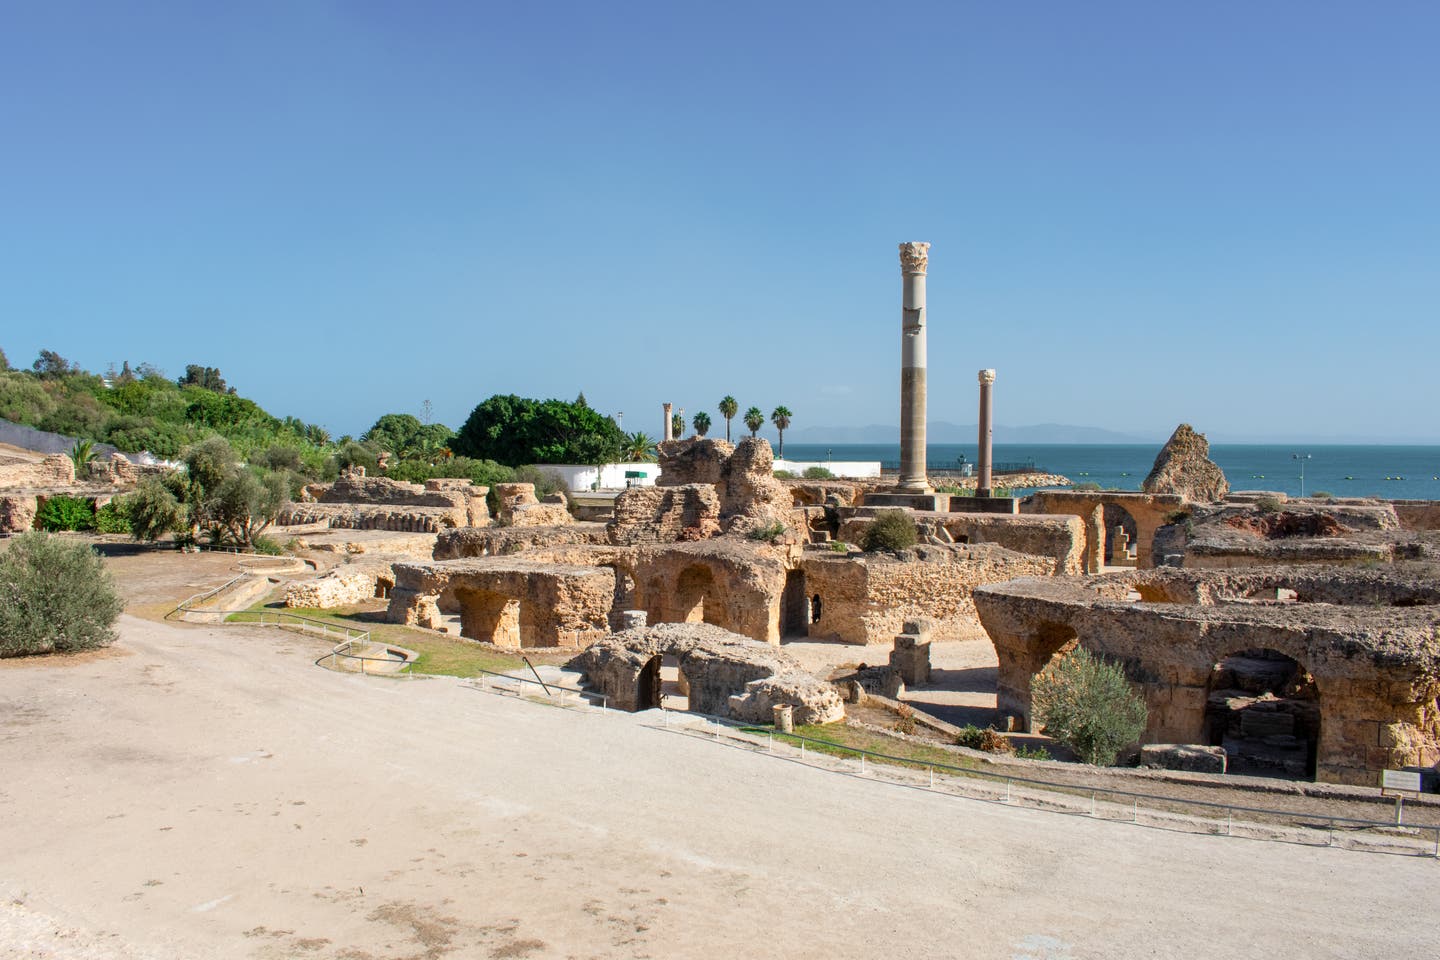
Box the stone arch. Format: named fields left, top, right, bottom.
left=454, top=587, right=522, bottom=648
left=1103, top=502, right=1140, bottom=566
left=997, top=620, right=1079, bottom=733
left=374, top=574, right=395, bottom=601
left=675, top=565, right=718, bottom=625
left=1203, top=647, right=1320, bottom=779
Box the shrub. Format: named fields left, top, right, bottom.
left=127, top=474, right=187, bottom=541
left=1031, top=647, right=1148, bottom=765
left=861, top=509, right=917, bottom=552
left=1072, top=481, right=1102, bottom=492
left=746, top=521, right=788, bottom=544
left=773, top=470, right=795, bottom=480
left=0, top=532, right=124, bottom=657
left=249, top=534, right=284, bottom=556
left=892, top=704, right=917, bottom=735
left=1163, top=508, right=1192, bottom=525
left=802, top=466, right=833, bottom=480
left=954, top=725, right=985, bottom=749
left=1311, top=490, right=1334, bottom=500
left=979, top=727, right=1014, bottom=754
left=829, top=540, right=850, bottom=553
left=1014, top=744, right=1052, bottom=761
left=94, top=499, right=133, bottom=535
left=36, top=495, right=95, bottom=532
left=1255, top=496, right=1282, bottom=514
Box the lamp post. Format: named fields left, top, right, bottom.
left=616, top=411, right=624, bottom=431
left=1293, top=453, right=1311, bottom=498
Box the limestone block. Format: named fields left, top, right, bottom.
left=1142, top=424, right=1229, bottom=502
left=0, top=495, right=37, bottom=534
left=1140, top=744, right=1227, bottom=774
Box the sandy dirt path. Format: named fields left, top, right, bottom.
left=1, top=615, right=1436, bottom=960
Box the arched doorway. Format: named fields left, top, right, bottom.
left=675, top=565, right=717, bottom=625
left=455, top=588, right=522, bottom=647
left=1204, top=649, right=1319, bottom=779
left=781, top=569, right=808, bottom=638
left=1103, top=503, right=1140, bottom=566
left=636, top=655, right=663, bottom=710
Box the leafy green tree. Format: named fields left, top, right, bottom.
left=329, top=440, right=380, bottom=477
left=718, top=396, right=738, bottom=443
left=32, top=349, right=76, bottom=378
left=210, top=469, right=289, bottom=546
left=0, top=533, right=124, bottom=657
left=743, top=406, right=764, bottom=438
left=692, top=411, right=711, bottom=437
left=126, top=475, right=187, bottom=542
left=452, top=394, right=626, bottom=466
left=1031, top=647, right=1148, bottom=765
left=770, top=405, right=793, bottom=457
left=625, top=432, right=657, bottom=463
left=362, top=413, right=453, bottom=461
left=178, top=364, right=233, bottom=394
left=0, top=347, right=9, bottom=371
left=575, top=391, right=588, bottom=409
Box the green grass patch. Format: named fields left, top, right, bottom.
left=225, top=596, right=567, bottom=678
left=747, top=722, right=983, bottom=773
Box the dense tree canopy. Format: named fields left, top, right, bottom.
left=452, top=394, right=625, bottom=466
left=363, top=413, right=454, bottom=459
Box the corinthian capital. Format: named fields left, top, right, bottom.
left=978, top=369, right=996, bottom=384
left=898, top=241, right=930, bottom=275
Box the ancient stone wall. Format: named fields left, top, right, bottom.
left=1023, top=491, right=1185, bottom=571
left=839, top=511, right=1084, bottom=575
left=386, top=558, right=613, bottom=649
left=802, top=544, right=1055, bottom=645
left=0, top=454, right=75, bottom=489
left=606, top=484, right=721, bottom=545
left=1142, top=424, right=1229, bottom=502
left=285, top=563, right=395, bottom=609
left=568, top=622, right=843, bottom=723
left=973, top=567, right=1440, bottom=785
left=434, top=523, right=610, bottom=558
left=630, top=540, right=791, bottom=645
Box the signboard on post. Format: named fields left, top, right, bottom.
left=1381, top=769, right=1423, bottom=793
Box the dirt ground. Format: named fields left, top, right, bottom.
left=1, top=557, right=1437, bottom=959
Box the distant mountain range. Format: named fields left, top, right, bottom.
left=785, top=421, right=1154, bottom=445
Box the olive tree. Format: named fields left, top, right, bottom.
left=0, top=533, right=124, bottom=657
left=1031, top=647, right=1148, bottom=765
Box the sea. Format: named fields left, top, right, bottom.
left=779, top=443, right=1440, bottom=501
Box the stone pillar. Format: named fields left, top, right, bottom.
left=977, top=369, right=995, bottom=497
left=662, top=402, right=673, bottom=442
left=898, top=242, right=930, bottom=492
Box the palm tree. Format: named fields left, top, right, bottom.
left=692, top=411, right=712, bottom=437
left=671, top=412, right=685, bottom=439
left=743, top=406, right=764, bottom=438
left=625, top=432, right=657, bottom=462
left=718, top=396, right=738, bottom=443
left=69, top=439, right=97, bottom=477
left=770, top=406, right=793, bottom=458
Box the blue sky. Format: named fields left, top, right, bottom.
left=2, top=2, right=1437, bottom=442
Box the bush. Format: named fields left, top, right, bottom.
left=954, top=725, right=985, bottom=749
left=829, top=540, right=850, bottom=553
left=1163, top=509, right=1192, bottom=525
left=1255, top=496, right=1282, bottom=514
left=1072, top=481, right=1101, bottom=492
left=953, top=725, right=1014, bottom=753
left=1014, top=744, right=1051, bottom=761
left=802, top=466, right=833, bottom=480
left=773, top=470, right=795, bottom=480
left=127, top=474, right=187, bottom=541
left=0, top=532, right=124, bottom=657
left=249, top=534, right=284, bottom=556
left=892, top=704, right=917, bottom=735
left=94, top=499, right=133, bottom=535
left=36, top=495, right=95, bottom=532
left=1031, top=647, right=1148, bottom=765
left=746, top=521, right=787, bottom=544
left=861, top=509, right=917, bottom=552
left=1311, top=490, right=1334, bottom=500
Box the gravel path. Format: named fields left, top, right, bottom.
left=1, top=614, right=1437, bottom=959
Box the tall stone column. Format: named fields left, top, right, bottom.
left=662, top=402, right=673, bottom=442
left=898, top=242, right=930, bottom=492
left=977, top=369, right=996, bottom=497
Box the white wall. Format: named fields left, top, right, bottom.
left=527, top=462, right=661, bottom=491
left=773, top=459, right=883, bottom=479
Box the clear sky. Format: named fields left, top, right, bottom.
left=2, top=2, right=1437, bottom=443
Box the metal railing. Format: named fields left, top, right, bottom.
left=646, top=716, right=1439, bottom=859
left=465, top=668, right=607, bottom=711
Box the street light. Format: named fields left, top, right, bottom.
left=1292, top=453, right=1311, bottom=498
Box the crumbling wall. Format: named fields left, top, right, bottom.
left=1142, top=424, right=1229, bottom=502
left=607, top=484, right=721, bottom=545
left=802, top=544, right=1055, bottom=645
left=568, top=622, right=843, bottom=723
left=285, top=563, right=395, bottom=609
